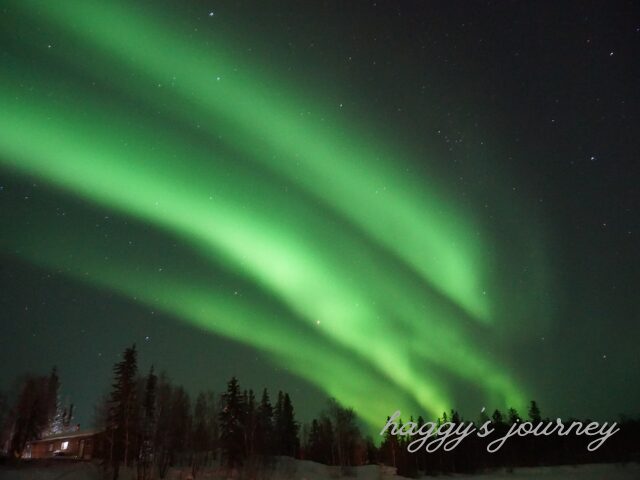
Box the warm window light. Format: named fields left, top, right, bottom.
left=61, top=441, right=68, bottom=450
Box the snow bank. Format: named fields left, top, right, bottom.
left=451, top=463, right=640, bottom=480
left=1, top=460, right=639, bottom=480
left=0, top=461, right=102, bottom=480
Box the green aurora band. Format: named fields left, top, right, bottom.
left=0, top=0, right=550, bottom=428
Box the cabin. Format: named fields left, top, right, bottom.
left=23, top=429, right=104, bottom=460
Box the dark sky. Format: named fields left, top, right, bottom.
left=0, top=0, right=638, bottom=431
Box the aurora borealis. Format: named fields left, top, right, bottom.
left=1, top=1, right=638, bottom=431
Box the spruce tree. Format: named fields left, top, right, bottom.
left=319, top=415, right=335, bottom=464
left=107, top=344, right=138, bottom=480
left=508, top=407, right=521, bottom=425
left=153, top=373, right=174, bottom=478
left=380, top=415, right=399, bottom=468
left=273, top=391, right=284, bottom=455
left=279, top=393, right=299, bottom=457
left=528, top=400, right=541, bottom=423
left=219, top=377, right=245, bottom=467
left=64, top=403, right=74, bottom=429
left=138, top=367, right=157, bottom=480
left=204, top=391, right=218, bottom=458
left=306, top=419, right=322, bottom=462
left=168, top=387, right=191, bottom=466
left=255, top=388, right=273, bottom=456
left=192, top=391, right=210, bottom=476
left=45, top=367, right=60, bottom=434
left=9, top=375, right=49, bottom=457
left=243, top=389, right=256, bottom=457
left=492, top=409, right=504, bottom=425
left=193, top=392, right=209, bottom=452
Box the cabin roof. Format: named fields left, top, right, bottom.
left=28, top=429, right=102, bottom=443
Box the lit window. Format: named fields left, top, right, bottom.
left=61, top=441, right=69, bottom=450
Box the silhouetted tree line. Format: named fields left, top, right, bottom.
left=302, top=397, right=374, bottom=473
left=378, top=402, right=640, bottom=477
left=0, top=367, right=76, bottom=458
left=97, top=345, right=303, bottom=479
left=1, top=346, right=639, bottom=479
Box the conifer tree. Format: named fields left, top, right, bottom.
left=278, top=393, right=299, bottom=457
left=107, top=344, right=138, bottom=480
left=204, top=391, right=218, bottom=458
left=528, top=400, right=541, bottom=423
left=219, top=377, right=245, bottom=467
left=192, top=391, right=213, bottom=476
left=50, top=402, right=66, bottom=435
left=508, top=407, right=521, bottom=424
left=153, top=373, right=174, bottom=478
left=192, top=392, right=209, bottom=452
left=138, top=367, right=157, bottom=480
left=306, top=419, right=322, bottom=462
left=168, top=386, right=191, bottom=466
left=273, top=391, right=284, bottom=454
left=380, top=415, right=399, bottom=468
left=492, top=409, right=504, bottom=425
left=255, top=388, right=273, bottom=456
left=44, top=367, right=60, bottom=434
left=64, top=403, right=74, bottom=429
left=243, top=389, right=256, bottom=457
left=9, top=375, right=49, bottom=457
left=319, top=415, right=335, bottom=464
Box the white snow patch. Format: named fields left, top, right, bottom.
left=1, top=460, right=639, bottom=480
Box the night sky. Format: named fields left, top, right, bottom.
left=1, top=0, right=638, bottom=432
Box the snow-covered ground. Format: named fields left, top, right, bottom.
left=1, top=459, right=639, bottom=480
